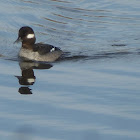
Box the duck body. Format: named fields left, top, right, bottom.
left=19, top=43, right=62, bottom=62
left=15, top=26, right=63, bottom=62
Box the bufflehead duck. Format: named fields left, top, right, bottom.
left=15, top=26, right=63, bottom=62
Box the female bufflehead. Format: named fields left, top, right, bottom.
left=15, top=26, right=63, bottom=62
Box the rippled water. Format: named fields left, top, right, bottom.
left=0, top=0, right=140, bottom=140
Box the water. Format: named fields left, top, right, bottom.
left=0, top=0, right=140, bottom=140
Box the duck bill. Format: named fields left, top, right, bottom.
left=14, top=37, right=22, bottom=44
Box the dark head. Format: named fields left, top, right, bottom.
left=15, top=26, right=36, bottom=45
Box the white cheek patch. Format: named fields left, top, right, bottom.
left=27, top=78, right=35, bottom=83
left=27, top=34, right=35, bottom=39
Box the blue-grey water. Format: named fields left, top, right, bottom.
left=0, top=0, right=140, bottom=140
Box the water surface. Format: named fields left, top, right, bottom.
left=0, top=0, right=140, bottom=140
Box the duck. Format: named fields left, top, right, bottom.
left=15, top=26, right=63, bottom=62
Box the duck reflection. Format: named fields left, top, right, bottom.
left=16, top=68, right=36, bottom=86
left=16, top=60, right=53, bottom=95
left=18, top=87, right=33, bottom=95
